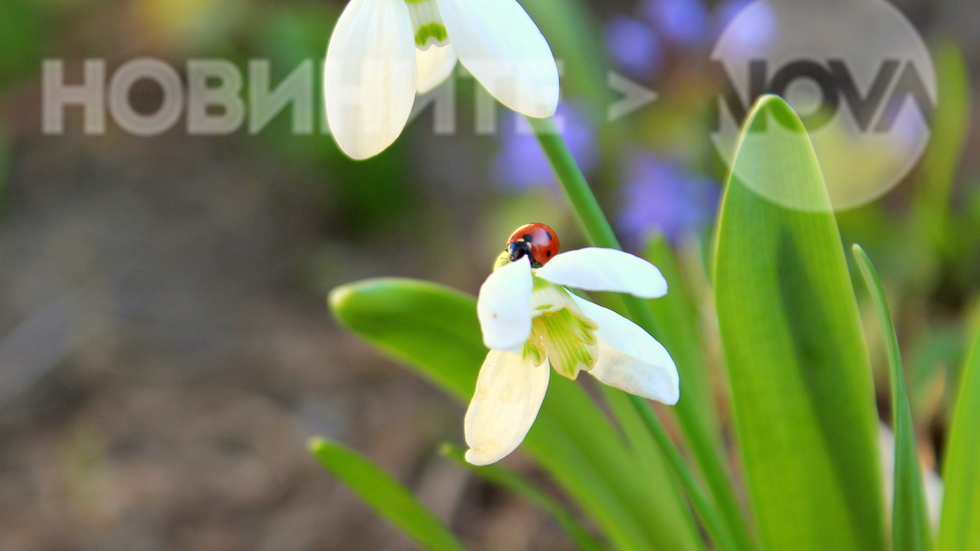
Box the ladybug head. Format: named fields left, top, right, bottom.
left=505, top=223, right=560, bottom=268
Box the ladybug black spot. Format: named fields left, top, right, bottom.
left=546, top=250, right=552, bottom=257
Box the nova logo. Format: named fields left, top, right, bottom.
left=710, top=0, right=937, bottom=211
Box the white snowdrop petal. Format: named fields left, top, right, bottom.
left=572, top=296, right=679, bottom=404
left=465, top=351, right=550, bottom=465
left=477, top=259, right=533, bottom=352
left=324, top=0, right=417, bottom=160
left=416, top=44, right=458, bottom=93
left=536, top=248, right=668, bottom=298
left=435, top=0, right=559, bottom=117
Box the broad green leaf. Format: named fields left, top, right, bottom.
left=330, top=279, right=701, bottom=551
left=329, top=279, right=482, bottom=398
left=440, top=444, right=605, bottom=551
left=938, top=307, right=980, bottom=551
left=853, top=245, right=932, bottom=551
left=713, top=95, right=886, bottom=551
left=644, top=236, right=755, bottom=551
left=309, top=438, right=467, bottom=551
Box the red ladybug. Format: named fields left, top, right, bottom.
left=506, top=223, right=560, bottom=267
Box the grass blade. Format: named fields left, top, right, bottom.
left=853, top=245, right=933, bottom=551
left=439, top=444, right=606, bottom=551
left=309, top=438, right=467, bottom=551
left=938, top=307, right=980, bottom=551
left=713, top=95, right=886, bottom=551
left=644, top=236, right=755, bottom=551
left=913, top=41, right=971, bottom=259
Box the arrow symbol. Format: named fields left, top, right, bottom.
left=608, top=72, right=658, bottom=122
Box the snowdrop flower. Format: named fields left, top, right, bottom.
left=465, top=224, right=679, bottom=465
left=324, top=0, right=560, bottom=160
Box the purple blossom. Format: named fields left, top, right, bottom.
left=605, top=15, right=663, bottom=77
left=617, top=153, right=719, bottom=246
left=492, top=103, right=598, bottom=193
left=640, top=0, right=709, bottom=49
left=713, top=0, right=777, bottom=53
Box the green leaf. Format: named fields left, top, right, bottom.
left=712, top=95, right=886, bottom=551
left=853, top=245, right=932, bottom=551
left=439, top=443, right=605, bottom=551
left=329, top=279, right=701, bottom=551
left=329, top=279, right=483, bottom=398
left=938, top=307, right=980, bottom=551
left=913, top=41, right=971, bottom=259
left=644, top=237, right=717, bottom=435
left=309, top=438, right=467, bottom=551
left=644, top=237, right=755, bottom=551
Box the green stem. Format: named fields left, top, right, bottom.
left=853, top=245, right=933, bottom=551
left=528, top=116, right=748, bottom=551
left=630, top=394, right=738, bottom=551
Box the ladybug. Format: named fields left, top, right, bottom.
left=506, top=223, right=560, bottom=268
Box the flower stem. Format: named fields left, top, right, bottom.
left=528, top=116, right=748, bottom=551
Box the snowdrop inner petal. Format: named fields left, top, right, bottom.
left=477, top=258, right=533, bottom=352
left=435, top=0, right=559, bottom=118
left=405, top=0, right=450, bottom=49
left=465, top=350, right=550, bottom=465
left=536, top=248, right=669, bottom=298
left=324, top=0, right=417, bottom=160
left=415, top=44, right=458, bottom=93
left=572, top=296, right=679, bottom=404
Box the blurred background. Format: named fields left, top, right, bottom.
left=0, top=0, right=976, bottom=549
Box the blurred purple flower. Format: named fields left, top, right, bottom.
left=713, top=0, right=777, bottom=53
left=605, top=15, right=663, bottom=77
left=617, top=153, right=719, bottom=246
left=640, top=0, right=709, bottom=49
left=492, top=103, right=598, bottom=192
left=715, top=0, right=753, bottom=30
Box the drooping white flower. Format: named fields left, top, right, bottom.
left=465, top=247, right=680, bottom=465
left=323, top=0, right=560, bottom=160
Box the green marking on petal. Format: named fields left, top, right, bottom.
left=532, top=274, right=553, bottom=290
left=405, top=0, right=448, bottom=49
left=523, top=307, right=598, bottom=380
left=414, top=23, right=447, bottom=47
left=522, top=276, right=599, bottom=378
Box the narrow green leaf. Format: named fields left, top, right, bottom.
left=597, top=386, right=706, bottom=551
left=913, top=41, right=971, bottom=258
left=713, top=95, right=886, bottom=551
left=329, top=278, right=701, bottom=551
left=853, top=245, right=932, bottom=551
left=938, top=307, right=980, bottom=551
left=644, top=236, right=717, bottom=435
left=644, top=236, right=755, bottom=551
left=439, top=443, right=605, bottom=551
left=309, top=438, right=467, bottom=551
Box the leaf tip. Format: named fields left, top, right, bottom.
left=328, top=284, right=355, bottom=313
left=308, top=436, right=332, bottom=455
left=745, top=94, right=808, bottom=135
